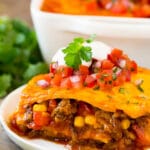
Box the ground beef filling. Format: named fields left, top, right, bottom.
left=10, top=99, right=150, bottom=150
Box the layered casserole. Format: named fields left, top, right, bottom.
left=9, top=38, right=150, bottom=150
left=41, top=0, right=150, bottom=18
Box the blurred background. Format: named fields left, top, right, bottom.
left=0, top=1, right=33, bottom=149
left=0, top=0, right=32, bottom=25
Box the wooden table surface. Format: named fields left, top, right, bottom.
left=0, top=0, right=31, bottom=149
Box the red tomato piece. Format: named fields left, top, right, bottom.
left=86, top=1, right=98, bottom=11
left=62, top=66, right=73, bottom=77
left=84, top=75, right=96, bottom=88
left=57, top=66, right=73, bottom=78
left=70, top=75, right=83, bottom=89
left=114, top=73, right=126, bottom=86
left=43, top=74, right=53, bottom=83
left=110, top=1, right=128, bottom=14
left=33, top=111, right=50, bottom=127
left=129, top=60, right=137, bottom=73
left=79, top=65, right=89, bottom=76
left=101, top=59, right=114, bottom=70
left=50, top=74, right=62, bottom=86
left=124, top=70, right=131, bottom=82
left=108, top=48, right=123, bottom=65
left=78, top=102, right=94, bottom=116
left=96, top=70, right=113, bottom=90
left=133, top=124, right=150, bottom=146
left=49, top=62, right=58, bottom=73
left=111, top=48, right=123, bottom=58
left=48, top=99, right=57, bottom=113
left=60, top=77, right=72, bottom=88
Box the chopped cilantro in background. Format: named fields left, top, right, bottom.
left=0, top=17, right=48, bottom=98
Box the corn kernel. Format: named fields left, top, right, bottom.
left=85, top=115, right=96, bottom=126
left=33, top=104, right=47, bottom=112
left=128, top=132, right=136, bottom=140
left=121, top=119, right=130, bottom=129
left=74, top=116, right=85, bottom=127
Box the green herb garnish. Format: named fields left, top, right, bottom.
left=93, top=85, right=100, bottom=90
left=119, top=87, right=125, bottom=94
left=136, top=79, right=144, bottom=93
left=137, top=85, right=144, bottom=92
left=63, top=37, right=93, bottom=69
left=112, top=73, right=117, bottom=80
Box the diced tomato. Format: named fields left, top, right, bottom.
left=141, top=4, right=150, bottom=17
left=50, top=74, right=62, bottom=86
left=101, top=59, right=114, bottom=70
left=96, top=70, right=113, bottom=90
left=128, top=60, right=137, bottom=73
left=57, top=66, right=73, bottom=78
left=86, top=1, right=98, bottom=11
left=49, top=62, right=58, bottom=73
left=48, top=99, right=57, bottom=113
left=43, top=73, right=53, bottom=83
left=84, top=75, right=96, bottom=88
left=114, top=73, right=126, bottom=86
left=33, top=111, right=50, bottom=127
left=78, top=102, right=94, bottom=116
left=60, top=77, right=72, bottom=88
left=109, top=1, right=128, bottom=14
left=108, top=48, right=124, bottom=65
left=124, top=70, right=131, bottom=82
left=133, top=124, right=150, bottom=146
left=70, top=75, right=83, bottom=89
left=79, top=65, right=89, bottom=76
left=111, top=48, right=123, bottom=58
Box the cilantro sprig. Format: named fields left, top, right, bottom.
left=63, top=36, right=94, bottom=69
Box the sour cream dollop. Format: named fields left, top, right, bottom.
left=52, top=41, right=112, bottom=67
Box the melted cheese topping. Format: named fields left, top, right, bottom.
left=20, top=67, right=150, bottom=118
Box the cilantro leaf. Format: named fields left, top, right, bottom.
left=63, top=37, right=93, bottom=69
left=64, top=53, right=82, bottom=69
left=80, top=46, right=92, bottom=62
left=0, top=74, right=12, bottom=97
left=23, top=62, right=49, bottom=81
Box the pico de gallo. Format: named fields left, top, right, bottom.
left=41, top=0, right=150, bottom=18
left=39, top=48, right=137, bottom=91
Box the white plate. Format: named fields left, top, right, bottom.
left=0, top=86, right=150, bottom=150
left=0, top=86, right=70, bottom=150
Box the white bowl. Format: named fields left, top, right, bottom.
left=31, top=0, right=150, bottom=68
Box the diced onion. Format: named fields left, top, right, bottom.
left=70, top=75, right=81, bottom=83
left=135, top=79, right=143, bottom=86
left=37, top=79, right=50, bottom=88
left=118, top=59, right=126, bottom=68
